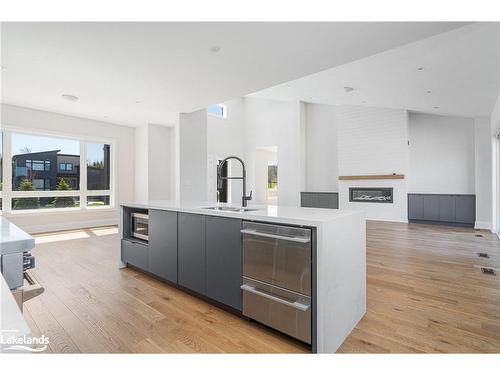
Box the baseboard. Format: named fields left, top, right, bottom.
left=365, top=218, right=408, bottom=224
left=20, top=218, right=119, bottom=234
left=474, top=221, right=492, bottom=231
left=409, top=219, right=474, bottom=228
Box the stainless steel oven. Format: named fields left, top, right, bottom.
left=241, top=221, right=312, bottom=344
left=131, top=212, right=149, bottom=241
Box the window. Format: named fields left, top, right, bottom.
left=207, top=103, right=226, bottom=118
left=268, top=162, right=278, bottom=189
left=0, top=130, right=113, bottom=213
left=267, top=161, right=278, bottom=204
left=59, top=163, right=73, bottom=171
left=87, top=143, right=110, bottom=190
left=26, top=160, right=51, bottom=171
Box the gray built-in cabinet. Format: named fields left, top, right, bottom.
left=122, top=208, right=243, bottom=312
left=178, top=213, right=207, bottom=295
left=178, top=213, right=242, bottom=310
left=408, top=194, right=475, bottom=226
left=148, top=210, right=178, bottom=283
left=301, top=192, right=339, bottom=209
left=205, top=216, right=242, bottom=310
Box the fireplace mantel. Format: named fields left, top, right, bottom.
left=338, top=174, right=405, bottom=181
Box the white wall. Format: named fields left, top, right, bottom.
left=148, top=124, right=176, bottom=201
left=474, top=117, right=493, bottom=230
left=336, top=105, right=409, bottom=222
left=1, top=103, right=135, bottom=233
left=179, top=109, right=208, bottom=201
left=134, top=124, right=149, bottom=201
left=207, top=98, right=244, bottom=204
left=135, top=123, right=176, bottom=202
left=408, top=112, right=475, bottom=194
left=304, top=103, right=338, bottom=192
left=243, top=97, right=306, bottom=206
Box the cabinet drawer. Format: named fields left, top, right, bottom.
left=121, top=239, right=148, bottom=270
left=242, top=221, right=311, bottom=296
left=242, top=277, right=311, bottom=344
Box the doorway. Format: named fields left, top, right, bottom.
left=255, top=146, right=278, bottom=205
left=216, top=159, right=228, bottom=203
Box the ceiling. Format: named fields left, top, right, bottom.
left=0, top=22, right=469, bottom=127
left=250, top=23, right=500, bottom=118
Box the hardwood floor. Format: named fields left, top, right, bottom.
left=23, top=221, right=500, bottom=353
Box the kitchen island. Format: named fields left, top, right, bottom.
left=119, top=201, right=366, bottom=353
left=0, top=216, right=34, bottom=353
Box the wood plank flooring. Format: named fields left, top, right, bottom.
left=23, top=221, right=500, bottom=353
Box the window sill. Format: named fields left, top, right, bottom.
left=4, top=207, right=117, bottom=216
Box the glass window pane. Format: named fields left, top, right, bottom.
left=87, top=143, right=110, bottom=190
left=12, top=196, right=80, bottom=210
left=207, top=104, right=225, bottom=118
left=12, top=133, right=80, bottom=191
left=86, top=195, right=110, bottom=207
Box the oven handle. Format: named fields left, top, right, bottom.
left=241, top=284, right=310, bottom=311
left=240, top=229, right=310, bottom=243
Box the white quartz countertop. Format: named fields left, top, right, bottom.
left=0, top=216, right=35, bottom=255
left=121, top=200, right=363, bottom=227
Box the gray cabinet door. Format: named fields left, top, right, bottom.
left=438, top=195, right=456, bottom=222
left=178, top=213, right=206, bottom=295
left=408, top=194, right=424, bottom=220
left=423, top=195, right=440, bottom=221
left=148, top=210, right=178, bottom=283
left=121, top=239, right=148, bottom=270
left=206, top=216, right=242, bottom=311
left=455, top=195, right=475, bottom=224
left=301, top=193, right=317, bottom=208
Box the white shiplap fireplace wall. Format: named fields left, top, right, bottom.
left=336, top=105, right=409, bottom=222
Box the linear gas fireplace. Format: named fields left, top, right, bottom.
left=349, top=187, right=393, bottom=203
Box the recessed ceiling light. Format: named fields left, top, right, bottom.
left=433, top=106, right=440, bottom=109
left=210, top=46, right=221, bottom=53
left=61, top=94, right=79, bottom=102
left=344, top=86, right=354, bottom=93
left=362, top=100, right=367, bottom=104
left=417, top=67, right=424, bottom=71
left=426, top=90, right=432, bottom=94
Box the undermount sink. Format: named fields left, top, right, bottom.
left=202, top=206, right=261, bottom=212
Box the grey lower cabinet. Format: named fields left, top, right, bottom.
left=148, top=209, right=178, bottom=284
left=423, top=195, right=440, bottom=221
left=205, top=216, right=242, bottom=311
left=455, top=195, right=476, bottom=224
left=301, top=192, right=339, bottom=209
left=178, top=213, right=207, bottom=295
left=407, top=194, right=424, bottom=220
left=121, top=239, right=148, bottom=270
left=408, top=194, right=475, bottom=225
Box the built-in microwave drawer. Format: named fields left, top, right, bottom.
left=242, top=222, right=311, bottom=296
left=242, top=277, right=311, bottom=344
left=121, top=239, right=148, bottom=270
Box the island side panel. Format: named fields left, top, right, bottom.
left=119, top=206, right=127, bottom=268
left=316, top=211, right=366, bottom=353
